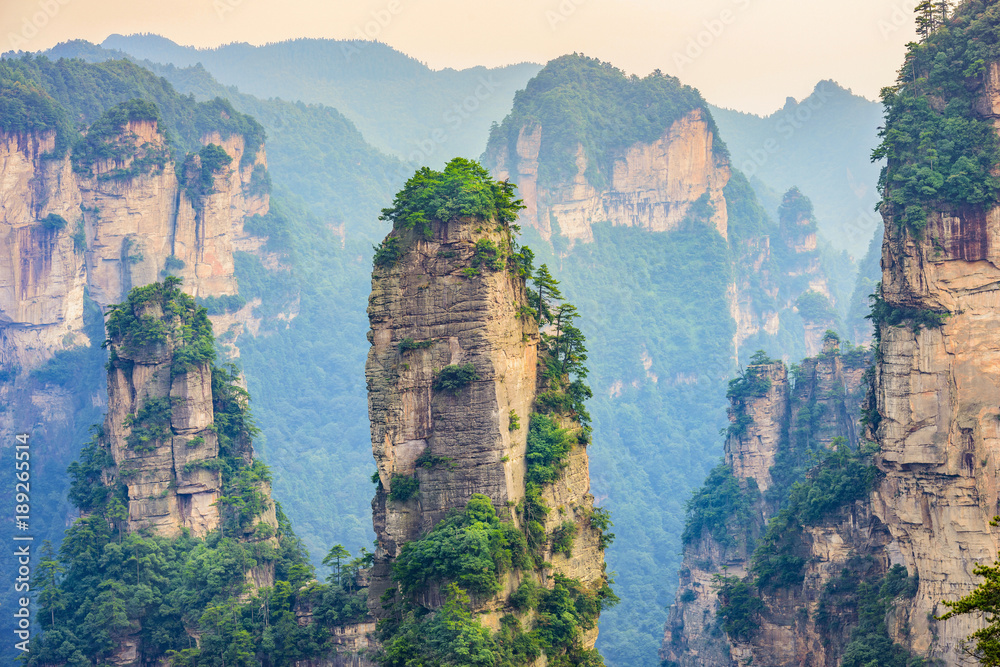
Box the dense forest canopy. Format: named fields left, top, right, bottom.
left=874, top=0, right=1000, bottom=234
left=0, top=56, right=264, bottom=161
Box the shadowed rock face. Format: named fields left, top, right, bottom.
left=365, top=214, right=605, bottom=646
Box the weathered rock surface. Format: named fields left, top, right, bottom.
left=365, top=214, right=606, bottom=647
left=661, top=345, right=873, bottom=666
left=490, top=109, right=730, bottom=243
left=0, top=121, right=268, bottom=380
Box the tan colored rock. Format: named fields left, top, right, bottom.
left=491, top=108, right=730, bottom=243
left=366, top=214, right=607, bottom=649
left=726, top=362, right=788, bottom=492
left=661, top=347, right=873, bottom=666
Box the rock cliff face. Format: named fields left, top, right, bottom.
left=101, top=282, right=279, bottom=541
left=872, top=151, right=1000, bottom=662
left=490, top=108, right=730, bottom=243
left=662, top=342, right=874, bottom=666
left=0, top=119, right=272, bottom=548
left=365, top=212, right=606, bottom=646
left=0, top=121, right=267, bottom=369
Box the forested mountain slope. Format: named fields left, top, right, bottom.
left=96, top=33, right=541, bottom=164
left=483, top=53, right=869, bottom=666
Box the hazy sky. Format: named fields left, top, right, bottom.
left=1, top=0, right=919, bottom=115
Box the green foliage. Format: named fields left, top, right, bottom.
left=867, top=284, right=948, bottom=339
left=196, top=293, right=248, bottom=315
left=40, top=213, right=69, bottom=231
left=0, top=56, right=265, bottom=165
left=72, top=98, right=169, bottom=180
left=182, top=142, right=234, bottom=205
left=104, top=278, right=215, bottom=376
left=581, top=507, right=615, bottom=551
left=388, top=474, right=420, bottom=503
left=714, top=574, right=765, bottom=641
left=725, top=356, right=775, bottom=438
left=242, top=200, right=293, bottom=252
left=378, top=574, right=613, bottom=667
left=873, top=1, right=1000, bottom=234
left=795, top=290, right=838, bottom=324
left=508, top=410, right=521, bottom=431
left=551, top=521, right=578, bottom=556
left=526, top=414, right=576, bottom=485
left=433, top=363, right=480, bottom=393
left=777, top=186, right=819, bottom=233
left=71, top=220, right=86, bottom=251
left=379, top=158, right=525, bottom=236
left=838, top=565, right=922, bottom=667
left=485, top=54, right=723, bottom=191
left=373, top=236, right=403, bottom=268
left=398, top=337, right=434, bottom=353
left=124, top=397, right=173, bottom=452
left=392, top=494, right=531, bottom=598
left=510, top=580, right=541, bottom=611
left=682, top=464, right=759, bottom=547
left=473, top=238, right=505, bottom=271
left=752, top=440, right=879, bottom=591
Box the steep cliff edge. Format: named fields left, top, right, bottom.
left=867, top=5, right=1000, bottom=659
left=661, top=340, right=886, bottom=667
left=665, top=5, right=1000, bottom=664
left=365, top=159, right=613, bottom=664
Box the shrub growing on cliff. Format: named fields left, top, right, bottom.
left=40, top=213, right=68, bottom=231
left=682, top=464, right=759, bottom=547
left=392, top=494, right=530, bottom=598
left=433, top=363, right=479, bottom=393
left=387, top=474, right=419, bottom=502
left=714, top=574, right=765, bottom=641
left=379, top=158, right=525, bottom=237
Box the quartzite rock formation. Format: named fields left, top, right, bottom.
left=365, top=212, right=606, bottom=646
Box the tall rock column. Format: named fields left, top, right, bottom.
left=366, top=213, right=539, bottom=605
left=365, top=160, right=610, bottom=661
left=873, top=155, right=1000, bottom=659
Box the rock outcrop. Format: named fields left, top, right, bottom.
left=365, top=209, right=607, bottom=650
left=661, top=342, right=874, bottom=666
left=101, top=281, right=278, bottom=540
left=489, top=108, right=730, bottom=243
left=0, top=117, right=273, bottom=551
left=0, top=120, right=267, bottom=370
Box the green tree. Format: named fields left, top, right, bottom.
left=915, top=1, right=937, bottom=39
left=322, top=544, right=351, bottom=585
left=940, top=540, right=1000, bottom=665
left=36, top=541, right=65, bottom=627
left=530, top=264, right=563, bottom=324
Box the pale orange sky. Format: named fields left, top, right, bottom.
left=0, top=0, right=919, bottom=115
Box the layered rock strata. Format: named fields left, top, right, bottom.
left=365, top=214, right=605, bottom=644
left=0, top=121, right=268, bottom=372
left=489, top=109, right=730, bottom=243
left=662, top=343, right=874, bottom=666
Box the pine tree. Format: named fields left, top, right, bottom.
left=915, top=1, right=936, bottom=39
left=936, top=0, right=951, bottom=24
left=530, top=264, right=563, bottom=325
left=323, top=544, right=351, bottom=585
